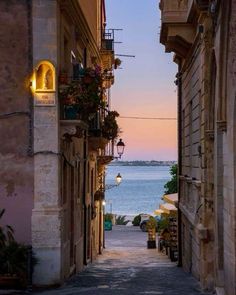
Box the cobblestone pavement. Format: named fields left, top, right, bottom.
left=30, top=225, right=210, bottom=295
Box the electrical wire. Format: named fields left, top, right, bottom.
left=119, top=116, right=177, bottom=120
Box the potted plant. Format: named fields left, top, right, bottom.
left=59, top=65, right=105, bottom=121
left=0, top=209, right=38, bottom=288
left=104, top=213, right=113, bottom=231
left=102, top=111, right=120, bottom=140
left=146, top=216, right=157, bottom=249
left=0, top=209, right=14, bottom=248
left=114, top=58, right=122, bottom=69
left=63, top=95, right=79, bottom=120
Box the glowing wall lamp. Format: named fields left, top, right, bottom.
left=116, top=139, right=125, bottom=159
left=116, top=173, right=122, bottom=184
left=104, top=173, right=122, bottom=191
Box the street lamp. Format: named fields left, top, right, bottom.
left=105, top=173, right=122, bottom=190
left=116, top=139, right=125, bottom=159
left=116, top=173, right=122, bottom=184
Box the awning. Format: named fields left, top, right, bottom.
left=162, top=193, right=178, bottom=207
left=154, top=209, right=165, bottom=216
left=159, top=203, right=177, bottom=215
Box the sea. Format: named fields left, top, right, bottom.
left=105, top=165, right=171, bottom=217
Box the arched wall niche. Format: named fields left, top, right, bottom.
left=35, top=61, right=55, bottom=92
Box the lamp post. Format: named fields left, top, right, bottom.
left=101, top=173, right=122, bottom=248
left=102, top=200, right=106, bottom=249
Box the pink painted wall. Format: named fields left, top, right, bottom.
left=0, top=1, right=34, bottom=245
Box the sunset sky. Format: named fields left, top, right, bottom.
left=106, top=0, right=178, bottom=161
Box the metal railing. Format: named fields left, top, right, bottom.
left=88, top=108, right=108, bottom=135
left=101, top=30, right=114, bottom=51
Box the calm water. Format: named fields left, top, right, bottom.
left=105, top=165, right=171, bottom=216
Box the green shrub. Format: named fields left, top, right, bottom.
left=0, top=208, right=38, bottom=286
left=116, top=215, right=129, bottom=225
left=0, top=208, right=15, bottom=248
left=146, top=216, right=157, bottom=231
left=164, top=164, right=178, bottom=194
left=157, top=216, right=169, bottom=233
left=132, top=214, right=141, bottom=226
left=0, top=242, right=28, bottom=275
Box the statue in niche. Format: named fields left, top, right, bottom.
left=43, top=69, right=53, bottom=90
left=36, top=64, right=54, bottom=90
left=43, top=71, right=49, bottom=89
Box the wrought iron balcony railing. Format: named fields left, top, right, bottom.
left=88, top=108, right=108, bottom=136
left=101, top=30, right=114, bottom=51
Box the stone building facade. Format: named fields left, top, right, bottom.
left=0, top=0, right=117, bottom=286
left=160, top=1, right=236, bottom=294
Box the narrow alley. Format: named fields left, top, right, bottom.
left=33, top=227, right=208, bottom=295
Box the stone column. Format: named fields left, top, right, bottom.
left=31, top=0, right=62, bottom=286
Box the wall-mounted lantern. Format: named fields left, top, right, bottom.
left=105, top=173, right=122, bottom=191
left=116, top=139, right=125, bottom=159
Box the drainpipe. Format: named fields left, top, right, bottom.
left=83, top=131, right=88, bottom=265
left=177, top=62, right=183, bottom=267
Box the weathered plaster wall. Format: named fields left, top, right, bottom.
left=0, top=0, right=33, bottom=244
left=79, top=0, right=100, bottom=44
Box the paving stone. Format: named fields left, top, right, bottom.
left=32, top=226, right=210, bottom=295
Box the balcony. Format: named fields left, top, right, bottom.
left=103, top=71, right=114, bottom=89
left=160, top=0, right=196, bottom=59
left=88, top=109, right=119, bottom=165
left=98, top=141, right=114, bottom=165
left=88, top=109, right=109, bottom=151
left=58, top=66, right=119, bottom=156
left=160, top=0, right=191, bottom=24
left=59, top=67, right=105, bottom=122
left=101, top=30, right=114, bottom=51
left=100, top=30, right=115, bottom=71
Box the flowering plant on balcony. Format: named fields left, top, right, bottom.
left=102, top=111, right=120, bottom=140
left=59, top=65, right=106, bottom=120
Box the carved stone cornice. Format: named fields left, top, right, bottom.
left=160, top=0, right=197, bottom=59
left=165, top=35, right=192, bottom=59
left=98, top=155, right=113, bottom=165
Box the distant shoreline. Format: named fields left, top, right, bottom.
left=109, top=160, right=177, bottom=167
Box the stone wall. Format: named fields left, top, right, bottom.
left=222, top=1, right=236, bottom=294
left=0, top=0, right=33, bottom=244
left=160, top=1, right=236, bottom=294
left=31, top=0, right=62, bottom=285
left=179, top=38, right=202, bottom=282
